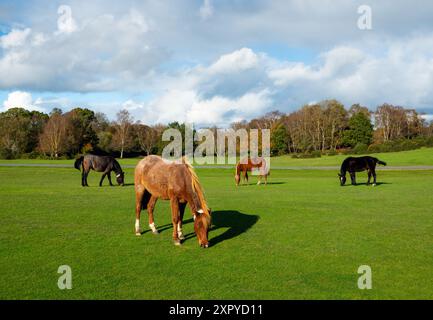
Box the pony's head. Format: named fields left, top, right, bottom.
left=235, top=174, right=240, bottom=186
left=116, top=172, right=125, bottom=186
left=338, top=173, right=346, bottom=186
left=194, top=208, right=211, bottom=248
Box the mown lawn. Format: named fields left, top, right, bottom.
left=0, top=166, right=432, bottom=299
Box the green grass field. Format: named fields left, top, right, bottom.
left=1, top=146, right=433, bottom=167
left=1, top=149, right=433, bottom=299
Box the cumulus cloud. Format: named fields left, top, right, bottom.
left=0, top=7, right=165, bottom=92
left=2, top=91, right=46, bottom=112
left=2, top=1, right=433, bottom=125
left=0, top=28, right=31, bottom=49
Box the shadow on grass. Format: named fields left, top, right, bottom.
left=237, top=182, right=286, bottom=186
left=182, top=210, right=259, bottom=247
left=140, top=210, right=259, bottom=248
left=342, top=182, right=391, bottom=187
left=122, top=183, right=135, bottom=187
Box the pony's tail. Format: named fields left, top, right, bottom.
left=377, top=160, right=387, bottom=166
left=183, top=157, right=210, bottom=218
left=74, top=156, right=84, bottom=171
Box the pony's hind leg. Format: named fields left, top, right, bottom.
left=177, top=202, right=187, bottom=241
left=372, top=169, right=377, bottom=186
left=367, top=170, right=372, bottom=185
left=147, top=195, right=159, bottom=234
left=135, top=185, right=144, bottom=235
left=83, top=170, right=90, bottom=187
left=135, top=186, right=151, bottom=235
left=170, top=198, right=181, bottom=246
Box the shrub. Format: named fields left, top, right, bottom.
left=352, top=143, right=368, bottom=154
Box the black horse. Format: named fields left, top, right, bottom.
left=74, top=155, right=124, bottom=187
left=338, top=156, right=387, bottom=186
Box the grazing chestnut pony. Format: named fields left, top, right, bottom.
left=338, top=156, right=387, bottom=186
left=134, top=155, right=211, bottom=248
left=74, top=154, right=124, bottom=187
left=235, top=156, right=269, bottom=186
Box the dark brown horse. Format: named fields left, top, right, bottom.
left=339, top=156, right=387, bottom=186
left=134, top=155, right=211, bottom=248
left=235, top=156, right=269, bottom=186
left=74, top=154, right=124, bottom=187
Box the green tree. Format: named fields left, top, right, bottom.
left=343, top=111, right=373, bottom=147
left=0, top=108, right=48, bottom=158
left=271, top=123, right=289, bottom=156
left=65, top=108, right=98, bottom=155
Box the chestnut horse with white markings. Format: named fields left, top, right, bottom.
left=134, top=155, right=211, bottom=248
left=235, top=156, right=269, bottom=186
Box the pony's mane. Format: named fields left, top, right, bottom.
left=182, top=157, right=211, bottom=223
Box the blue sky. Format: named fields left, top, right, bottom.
left=1, top=1, right=433, bottom=125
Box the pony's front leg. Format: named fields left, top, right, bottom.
left=99, top=173, right=107, bottom=187
left=170, top=198, right=181, bottom=246
left=257, top=175, right=262, bottom=185
left=84, top=171, right=90, bottom=187
left=107, top=172, right=113, bottom=186
left=147, top=196, right=159, bottom=234
left=350, top=172, right=356, bottom=185
left=177, top=202, right=187, bottom=241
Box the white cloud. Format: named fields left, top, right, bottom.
left=208, top=48, right=259, bottom=75
left=0, top=8, right=162, bottom=92
left=2, top=91, right=45, bottom=112
left=0, top=28, right=31, bottom=49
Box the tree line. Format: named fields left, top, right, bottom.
left=1, top=99, right=433, bottom=159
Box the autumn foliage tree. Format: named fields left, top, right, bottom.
left=38, top=111, right=68, bottom=158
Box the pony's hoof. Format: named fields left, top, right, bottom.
left=372, top=183, right=376, bottom=187
left=135, top=232, right=141, bottom=236
left=200, top=243, right=209, bottom=248
left=152, top=230, right=159, bottom=235
left=178, top=234, right=185, bottom=240
left=174, top=240, right=181, bottom=246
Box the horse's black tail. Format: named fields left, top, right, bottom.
left=74, top=156, right=84, bottom=171
left=377, top=159, right=387, bottom=166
